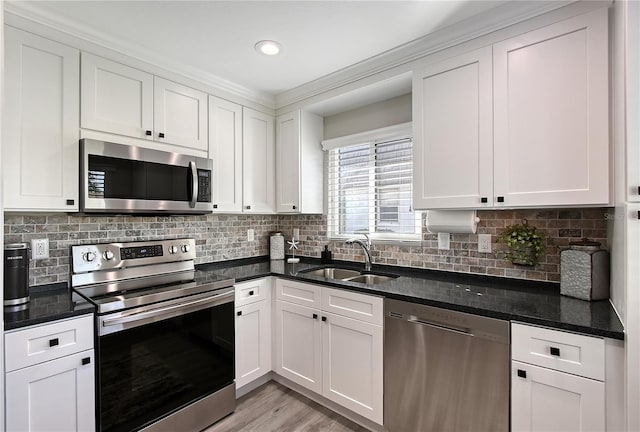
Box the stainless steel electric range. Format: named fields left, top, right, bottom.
left=71, top=238, right=235, bottom=432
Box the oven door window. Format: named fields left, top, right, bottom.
left=98, top=302, right=234, bottom=432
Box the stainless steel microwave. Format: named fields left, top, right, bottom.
left=80, top=139, right=213, bottom=214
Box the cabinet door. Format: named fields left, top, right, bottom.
left=242, top=107, right=275, bottom=213
left=274, top=300, right=322, bottom=393
left=322, top=312, right=383, bottom=424
left=493, top=9, right=609, bottom=207
left=275, top=110, right=301, bottom=213
left=209, top=96, right=243, bottom=212
left=512, top=361, right=605, bottom=432
left=154, top=77, right=208, bottom=151
left=81, top=52, right=153, bottom=139
left=6, top=350, right=95, bottom=432
left=235, top=299, right=272, bottom=389
left=4, top=27, right=80, bottom=211
left=412, top=46, right=493, bottom=209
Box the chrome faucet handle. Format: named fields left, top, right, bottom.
left=363, top=233, right=371, bottom=249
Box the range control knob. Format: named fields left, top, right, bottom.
left=82, top=251, right=96, bottom=262
left=169, top=245, right=178, bottom=254
left=103, top=250, right=115, bottom=261
left=181, top=244, right=190, bottom=253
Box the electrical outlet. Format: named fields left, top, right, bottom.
left=247, top=229, right=255, bottom=242
left=293, top=228, right=300, bottom=240
left=31, top=238, right=49, bottom=260
left=437, top=233, right=450, bottom=250
left=478, top=234, right=492, bottom=253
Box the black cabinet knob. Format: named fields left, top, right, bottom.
left=321, top=316, right=327, bottom=322
left=497, top=196, right=505, bottom=203
left=481, top=197, right=488, bottom=203
left=637, top=210, right=640, bottom=220
left=550, top=347, right=561, bottom=356
left=237, top=311, right=242, bottom=316
left=66, top=199, right=75, bottom=206
left=637, top=186, right=640, bottom=195
left=313, top=313, right=318, bottom=320
left=158, top=132, right=165, bottom=138
left=145, top=130, right=152, bottom=136
left=517, top=369, right=527, bottom=378
left=49, top=338, right=59, bottom=347
left=249, top=291, right=254, bottom=296
left=246, top=205, right=251, bottom=210
left=82, top=357, right=91, bottom=365
left=213, top=204, right=218, bottom=209
left=292, top=205, right=296, bottom=210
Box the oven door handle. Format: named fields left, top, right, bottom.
left=100, top=289, right=234, bottom=334
left=189, top=160, right=198, bottom=208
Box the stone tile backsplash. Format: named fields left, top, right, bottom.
left=4, top=208, right=609, bottom=286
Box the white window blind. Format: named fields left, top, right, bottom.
left=327, top=135, right=421, bottom=241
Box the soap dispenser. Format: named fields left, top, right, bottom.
left=321, top=245, right=332, bottom=264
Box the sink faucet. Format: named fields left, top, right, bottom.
left=345, top=234, right=372, bottom=271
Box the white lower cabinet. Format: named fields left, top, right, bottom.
left=235, top=279, right=272, bottom=390
left=4, top=315, right=96, bottom=432
left=274, top=279, right=383, bottom=425
left=511, top=323, right=606, bottom=432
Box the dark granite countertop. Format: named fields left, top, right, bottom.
left=198, top=257, right=625, bottom=340
left=4, top=283, right=95, bottom=331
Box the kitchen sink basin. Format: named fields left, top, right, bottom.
left=343, top=274, right=397, bottom=285
left=303, top=267, right=361, bottom=280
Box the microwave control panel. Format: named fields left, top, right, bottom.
left=197, top=170, right=211, bottom=202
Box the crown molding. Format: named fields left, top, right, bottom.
left=275, top=0, right=608, bottom=109
left=4, top=1, right=276, bottom=109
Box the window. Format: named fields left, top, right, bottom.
left=325, top=124, right=421, bottom=241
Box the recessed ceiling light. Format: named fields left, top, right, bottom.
left=255, top=40, right=281, bottom=56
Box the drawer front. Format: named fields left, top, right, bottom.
left=235, top=278, right=270, bottom=307
left=275, top=279, right=321, bottom=308
left=511, top=322, right=604, bottom=381
left=321, top=287, right=383, bottom=325
left=5, top=315, right=94, bottom=372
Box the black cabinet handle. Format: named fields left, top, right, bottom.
left=66, top=199, right=75, bottom=206
left=517, top=369, right=527, bottom=378
left=550, top=347, right=561, bottom=356
left=246, top=205, right=251, bottom=210
left=249, top=291, right=254, bottom=296
left=82, top=357, right=91, bottom=365
left=481, top=197, right=488, bottom=203
left=145, top=130, right=152, bottom=136
left=321, top=316, right=327, bottom=322
left=292, top=205, right=297, bottom=210
left=637, top=186, right=640, bottom=195
left=237, top=311, right=242, bottom=316
left=158, top=132, right=165, bottom=138
left=49, top=338, right=59, bottom=347
left=313, top=313, right=318, bottom=320
left=213, top=204, right=218, bottom=209
left=637, top=210, right=640, bottom=220
left=497, top=196, right=505, bottom=203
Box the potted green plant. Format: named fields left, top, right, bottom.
left=499, top=220, right=545, bottom=266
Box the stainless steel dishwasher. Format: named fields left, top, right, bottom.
left=384, top=299, right=509, bottom=432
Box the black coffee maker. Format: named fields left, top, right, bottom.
left=4, top=243, right=30, bottom=306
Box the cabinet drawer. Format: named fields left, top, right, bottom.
left=235, top=278, right=270, bottom=307
left=511, top=323, right=604, bottom=381
left=275, top=279, right=321, bottom=308
left=5, top=315, right=94, bottom=372
left=321, top=287, right=383, bottom=325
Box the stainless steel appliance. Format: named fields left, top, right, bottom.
left=72, top=239, right=235, bottom=432
left=80, top=139, right=213, bottom=214
left=4, top=243, right=30, bottom=306
left=384, top=299, right=509, bottom=432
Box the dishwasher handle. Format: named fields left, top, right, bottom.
left=408, top=316, right=474, bottom=337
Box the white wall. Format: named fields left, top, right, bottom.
left=323, top=93, right=411, bottom=140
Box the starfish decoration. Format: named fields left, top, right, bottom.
left=287, top=237, right=300, bottom=263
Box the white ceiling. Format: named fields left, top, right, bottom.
left=11, top=0, right=509, bottom=98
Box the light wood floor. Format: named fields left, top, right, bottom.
left=204, top=381, right=370, bottom=432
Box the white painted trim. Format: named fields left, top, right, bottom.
left=321, top=122, right=411, bottom=151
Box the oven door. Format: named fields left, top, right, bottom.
left=80, top=139, right=213, bottom=214
left=96, top=289, right=234, bottom=432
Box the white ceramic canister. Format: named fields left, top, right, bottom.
left=560, top=239, right=610, bottom=301
left=270, top=232, right=285, bottom=260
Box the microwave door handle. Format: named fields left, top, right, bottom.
left=189, top=161, right=198, bottom=208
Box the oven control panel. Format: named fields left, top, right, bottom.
left=71, top=239, right=197, bottom=273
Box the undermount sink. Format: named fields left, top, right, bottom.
left=343, top=274, right=397, bottom=285
left=302, top=267, right=397, bottom=285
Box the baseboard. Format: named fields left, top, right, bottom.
left=236, top=372, right=274, bottom=398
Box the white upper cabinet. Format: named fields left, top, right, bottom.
left=413, top=8, right=609, bottom=209
left=154, top=77, right=208, bottom=151
left=413, top=46, right=493, bottom=209
left=81, top=53, right=207, bottom=152
left=3, top=26, right=80, bottom=212
left=209, top=96, right=243, bottom=212
left=275, top=110, right=324, bottom=214
left=81, top=52, right=154, bottom=140
left=242, top=107, right=275, bottom=213
left=493, top=9, right=609, bottom=207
